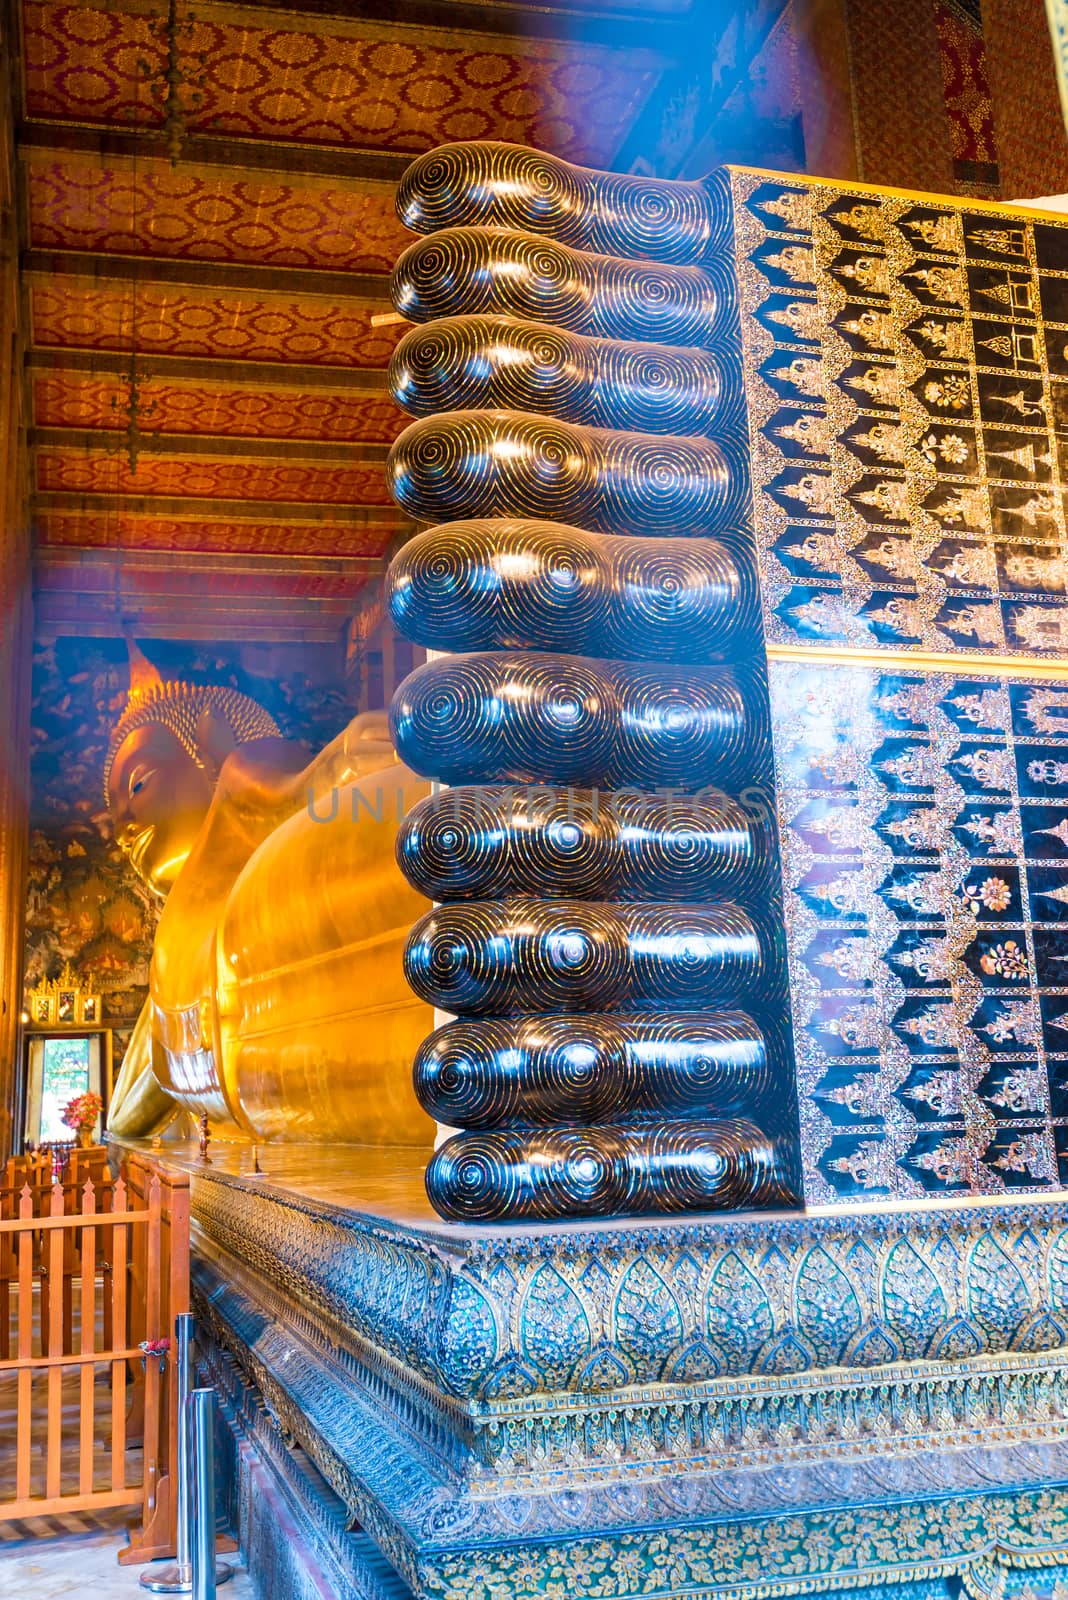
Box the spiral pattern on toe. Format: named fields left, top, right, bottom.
left=389, top=317, right=744, bottom=436
left=603, top=535, right=757, bottom=658
left=404, top=899, right=762, bottom=1015
left=388, top=520, right=755, bottom=660
left=395, top=142, right=734, bottom=264
left=388, top=412, right=749, bottom=534
left=392, top=228, right=737, bottom=346
left=390, top=651, right=755, bottom=789
left=426, top=1117, right=778, bottom=1222
left=414, top=1010, right=769, bottom=1127
left=396, top=785, right=765, bottom=902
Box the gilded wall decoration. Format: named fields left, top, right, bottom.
left=933, top=0, right=998, bottom=191
left=25, top=161, right=411, bottom=274
left=21, top=0, right=659, bottom=168
left=34, top=449, right=392, bottom=505
left=32, top=375, right=405, bottom=445
left=33, top=511, right=397, bottom=561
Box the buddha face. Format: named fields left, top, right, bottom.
left=108, top=723, right=216, bottom=896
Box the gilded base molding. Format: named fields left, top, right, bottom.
left=187, top=1161, right=1068, bottom=1600
left=188, top=1162, right=1068, bottom=1402
left=200, top=1259, right=1068, bottom=1600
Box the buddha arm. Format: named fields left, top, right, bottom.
left=219, top=713, right=397, bottom=824
left=215, top=760, right=434, bottom=1145
left=135, top=719, right=433, bottom=1143
left=106, top=997, right=175, bottom=1139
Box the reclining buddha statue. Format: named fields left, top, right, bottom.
left=105, top=643, right=435, bottom=1148
left=109, top=139, right=810, bottom=1224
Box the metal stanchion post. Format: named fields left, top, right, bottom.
left=190, top=1386, right=233, bottom=1598
left=141, top=1313, right=196, bottom=1594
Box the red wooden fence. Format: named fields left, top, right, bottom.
left=0, top=1150, right=189, bottom=1562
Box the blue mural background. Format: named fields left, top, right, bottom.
left=26, top=634, right=356, bottom=1062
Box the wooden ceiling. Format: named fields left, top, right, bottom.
left=7, top=0, right=748, bottom=642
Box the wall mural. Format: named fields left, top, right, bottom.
left=27, top=634, right=357, bottom=1065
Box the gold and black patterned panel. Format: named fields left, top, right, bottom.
left=426, top=1119, right=780, bottom=1223
left=392, top=227, right=740, bottom=346
left=731, top=172, right=1068, bottom=1204
left=397, top=786, right=771, bottom=902
left=388, top=520, right=757, bottom=660
left=388, top=410, right=749, bottom=533
left=732, top=174, right=1068, bottom=659
left=413, top=1010, right=770, bottom=1128
left=775, top=659, right=1068, bottom=1203
left=385, top=139, right=801, bottom=1223
left=396, top=142, right=735, bottom=264
left=390, top=317, right=743, bottom=435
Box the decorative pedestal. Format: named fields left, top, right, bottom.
left=138, top=148, right=1068, bottom=1598
left=175, top=1149, right=1068, bottom=1600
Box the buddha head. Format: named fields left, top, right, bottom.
left=105, top=642, right=281, bottom=896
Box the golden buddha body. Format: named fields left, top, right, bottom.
left=107, top=140, right=802, bottom=1223
left=105, top=651, right=434, bottom=1148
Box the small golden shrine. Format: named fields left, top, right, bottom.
left=25, top=963, right=102, bottom=1029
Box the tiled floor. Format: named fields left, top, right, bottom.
left=0, top=1520, right=258, bottom=1596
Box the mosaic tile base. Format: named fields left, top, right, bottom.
left=188, top=1160, right=1068, bottom=1600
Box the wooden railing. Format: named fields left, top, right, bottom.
left=0, top=1147, right=114, bottom=1360
left=120, top=1151, right=190, bottom=1564
left=0, top=1151, right=188, bottom=1560
left=0, top=1146, right=112, bottom=1219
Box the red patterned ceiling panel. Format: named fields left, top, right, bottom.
left=26, top=161, right=410, bottom=273
left=22, top=1, right=658, bottom=166
left=30, top=283, right=400, bottom=366
left=33, top=373, right=405, bottom=442
left=37, top=562, right=369, bottom=601
left=35, top=448, right=393, bottom=504
left=35, top=510, right=398, bottom=558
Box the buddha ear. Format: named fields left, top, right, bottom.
left=195, top=706, right=238, bottom=779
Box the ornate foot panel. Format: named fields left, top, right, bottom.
left=386, top=143, right=1068, bottom=1221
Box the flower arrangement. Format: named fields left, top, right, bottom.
left=139, top=1337, right=170, bottom=1373
left=61, top=1089, right=103, bottom=1143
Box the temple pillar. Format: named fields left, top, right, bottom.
left=844, top=0, right=954, bottom=190
left=983, top=0, right=1068, bottom=198
left=794, top=0, right=860, bottom=182
left=0, top=9, right=32, bottom=1162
